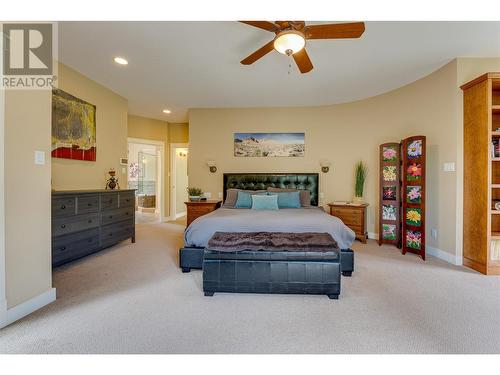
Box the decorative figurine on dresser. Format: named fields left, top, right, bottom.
left=105, top=168, right=120, bottom=190
left=51, top=189, right=136, bottom=267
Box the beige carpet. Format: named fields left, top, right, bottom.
left=1, top=220, right=499, bottom=354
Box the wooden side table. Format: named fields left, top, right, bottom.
left=185, top=200, right=222, bottom=227
left=328, top=203, right=369, bottom=243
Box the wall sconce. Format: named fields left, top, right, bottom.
left=320, top=160, right=331, bottom=173
left=207, top=160, right=217, bottom=173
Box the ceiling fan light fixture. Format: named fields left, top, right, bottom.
left=273, top=30, right=306, bottom=56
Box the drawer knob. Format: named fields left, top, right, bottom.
left=61, top=205, right=66, bottom=209
left=88, top=203, right=92, bottom=206
left=88, top=219, right=92, bottom=223
left=60, top=224, right=66, bottom=229
left=109, top=215, right=113, bottom=219
left=59, top=246, right=66, bottom=252
left=109, top=233, right=113, bottom=237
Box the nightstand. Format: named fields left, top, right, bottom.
left=185, top=200, right=222, bottom=227
left=328, top=203, right=369, bottom=243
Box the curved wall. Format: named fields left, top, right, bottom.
left=188, top=58, right=500, bottom=261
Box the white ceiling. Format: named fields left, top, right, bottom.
left=58, top=21, right=500, bottom=122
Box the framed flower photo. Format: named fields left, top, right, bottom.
left=382, top=146, right=398, bottom=162
left=406, top=208, right=422, bottom=226
left=407, top=140, right=422, bottom=158
left=383, top=186, right=397, bottom=200
left=383, top=205, right=397, bottom=221
left=407, top=163, right=422, bottom=181
left=406, top=186, right=422, bottom=204
left=383, top=166, right=397, bottom=181
left=406, top=230, right=422, bottom=250
left=382, top=224, right=397, bottom=240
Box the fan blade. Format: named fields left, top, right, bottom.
left=293, top=48, right=313, bottom=74
left=304, top=22, right=365, bottom=39
left=239, top=21, right=278, bottom=32
left=240, top=40, right=275, bottom=65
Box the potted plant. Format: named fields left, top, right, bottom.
left=353, top=161, right=367, bottom=205
left=187, top=187, right=204, bottom=202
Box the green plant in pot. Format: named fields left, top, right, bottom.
left=353, top=161, right=367, bottom=205
left=187, top=187, right=204, bottom=202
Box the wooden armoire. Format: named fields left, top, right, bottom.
left=461, top=73, right=500, bottom=275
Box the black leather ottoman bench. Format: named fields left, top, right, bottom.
left=202, top=232, right=342, bottom=299
left=180, top=247, right=354, bottom=276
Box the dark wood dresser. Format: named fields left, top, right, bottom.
left=328, top=203, right=369, bottom=243
left=52, top=189, right=136, bottom=267
left=185, top=200, right=222, bottom=227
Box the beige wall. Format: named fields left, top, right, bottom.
left=4, top=89, right=52, bottom=309
left=127, top=115, right=189, bottom=217
left=189, top=60, right=462, bottom=258
left=168, top=123, right=189, bottom=144
left=52, top=63, right=128, bottom=190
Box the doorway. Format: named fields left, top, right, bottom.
left=170, top=143, right=189, bottom=220
left=127, top=138, right=165, bottom=223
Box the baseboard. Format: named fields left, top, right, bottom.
left=1, top=288, right=56, bottom=329
left=0, top=297, right=7, bottom=328
left=175, top=211, right=187, bottom=219
left=427, top=246, right=461, bottom=266
left=368, top=233, right=461, bottom=266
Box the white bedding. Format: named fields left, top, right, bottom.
left=184, top=207, right=356, bottom=249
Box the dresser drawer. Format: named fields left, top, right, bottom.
left=52, top=196, right=76, bottom=218
left=100, top=207, right=134, bottom=226
left=53, top=213, right=100, bottom=236
left=77, top=195, right=100, bottom=214
left=119, top=191, right=135, bottom=207
left=101, top=219, right=134, bottom=248
left=330, top=209, right=362, bottom=226
left=52, top=228, right=100, bottom=265
left=101, top=193, right=119, bottom=211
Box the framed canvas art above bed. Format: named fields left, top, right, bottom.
left=234, top=133, right=305, bottom=157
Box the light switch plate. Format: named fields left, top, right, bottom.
left=218, top=192, right=223, bottom=199
left=443, top=162, right=455, bottom=172
left=34, top=150, right=45, bottom=165
left=319, top=192, right=324, bottom=199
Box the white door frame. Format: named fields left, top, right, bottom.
left=127, top=137, right=165, bottom=220
left=170, top=143, right=189, bottom=219
left=0, top=28, right=7, bottom=326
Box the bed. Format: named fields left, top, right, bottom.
left=180, top=173, right=356, bottom=275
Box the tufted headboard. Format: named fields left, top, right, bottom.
left=223, top=173, right=319, bottom=206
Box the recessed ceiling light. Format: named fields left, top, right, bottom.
left=162, top=109, right=171, bottom=114
left=113, top=57, right=128, bottom=65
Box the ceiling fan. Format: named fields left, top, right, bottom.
left=239, top=21, right=365, bottom=74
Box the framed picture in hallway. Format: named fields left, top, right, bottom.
left=51, top=89, right=97, bottom=161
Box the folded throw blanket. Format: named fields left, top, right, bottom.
left=206, top=232, right=339, bottom=252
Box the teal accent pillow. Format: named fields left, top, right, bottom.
left=251, top=194, right=279, bottom=210
left=269, top=191, right=301, bottom=208
left=235, top=191, right=266, bottom=208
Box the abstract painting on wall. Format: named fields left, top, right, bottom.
left=52, top=89, right=96, bottom=161
left=234, top=133, right=305, bottom=157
